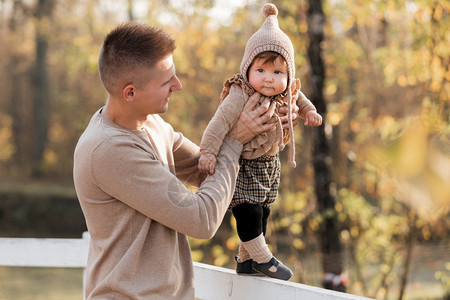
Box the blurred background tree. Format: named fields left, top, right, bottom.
left=0, top=0, right=448, bottom=299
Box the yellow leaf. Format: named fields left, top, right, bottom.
left=0, top=114, right=14, bottom=162
left=214, top=255, right=229, bottom=267
left=325, top=82, right=337, bottom=96
left=226, top=237, right=238, bottom=250
left=397, top=75, right=408, bottom=87
left=327, top=111, right=343, bottom=126
left=407, top=74, right=417, bottom=86
left=350, top=226, right=359, bottom=238
left=289, top=223, right=303, bottom=235
left=340, top=230, right=350, bottom=242
left=433, top=4, right=443, bottom=21
left=191, top=250, right=204, bottom=262
left=395, top=125, right=428, bottom=176
left=343, top=15, right=355, bottom=31
left=293, top=238, right=305, bottom=250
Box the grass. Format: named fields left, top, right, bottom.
left=0, top=267, right=83, bottom=300
left=0, top=266, right=447, bottom=299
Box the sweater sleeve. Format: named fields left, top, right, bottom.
left=200, top=85, right=246, bottom=156
left=172, top=132, right=207, bottom=188
left=91, top=135, right=243, bottom=239
left=297, top=90, right=317, bottom=118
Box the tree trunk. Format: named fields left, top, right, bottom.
left=8, top=0, right=33, bottom=176
left=307, top=0, right=345, bottom=291
left=32, top=0, right=54, bottom=176
left=398, top=212, right=417, bottom=300
left=127, top=0, right=134, bottom=21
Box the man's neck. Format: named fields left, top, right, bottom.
left=102, top=99, right=147, bottom=131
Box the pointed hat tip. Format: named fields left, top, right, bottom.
left=263, top=3, right=278, bottom=18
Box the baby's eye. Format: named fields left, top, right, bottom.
left=257, top=69, right=264, bottom=73
left=274, top=70, right=283, bottom=74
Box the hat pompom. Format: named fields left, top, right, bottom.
left=263, top=3, right=278, bottom=18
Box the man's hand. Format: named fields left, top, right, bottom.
left=228, top=92, right=276, bottom=144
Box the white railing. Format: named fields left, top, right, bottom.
left=0, top=233, right=373, bottom=300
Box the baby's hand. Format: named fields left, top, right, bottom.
left=198, top=153, right=217, bottom=175
left=304, top=111, right=323, bottom=127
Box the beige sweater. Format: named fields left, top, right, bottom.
left=73, top=108, right=243, bottom=299
left=200, top=75, right=316, bottom=161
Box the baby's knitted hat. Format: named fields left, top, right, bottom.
left=240, top=3, right=297, bottom=167
left=240, top=3, right=295, bottom=88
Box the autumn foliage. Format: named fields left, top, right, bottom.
left=0, top=0, right=448, bottom=298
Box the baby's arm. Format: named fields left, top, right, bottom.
left=199, top=85, right=246, bottom=174
left=198, top=151, right=217, bottom=175
left=304, top=110, right=323, bottom=126
left=296, top=87, right=323, bottom=127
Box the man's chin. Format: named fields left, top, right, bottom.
left=159, top=103, right=169, bottom=114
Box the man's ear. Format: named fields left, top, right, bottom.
left=123, top=84, right=135, bottom=102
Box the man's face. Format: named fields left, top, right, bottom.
left=248, top=57, right=288, bottom=97
left=133, top=55, right=182, bottom=115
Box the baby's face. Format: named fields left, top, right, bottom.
left=248, top=57, right=288, bottom=97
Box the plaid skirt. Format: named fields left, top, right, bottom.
left=230, top=154, right=281, bottom=209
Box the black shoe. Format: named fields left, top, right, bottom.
left=251, top=257, right=293, bottom=280
left=235, top=256, right=263, bottom=276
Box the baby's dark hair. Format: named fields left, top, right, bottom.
left=98, top=22, right=176, bottom=95
left=254, top=51, right=286, bottom=65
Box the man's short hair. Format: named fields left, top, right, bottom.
left=98, top=22, right=176, bottom=95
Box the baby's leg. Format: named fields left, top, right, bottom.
left=233, top=202, right=292, bottom=280
left=234, top=204, right=271, bottom=262
left=232, top=203, right=272, bottom=264
left=262, top=205, right=271, bottom=236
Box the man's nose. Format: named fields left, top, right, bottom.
left=172, top=76, right=182, bottom=91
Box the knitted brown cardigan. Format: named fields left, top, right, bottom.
left=200, top=74, right=316, bottom=166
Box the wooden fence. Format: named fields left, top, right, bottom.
left=0, top=232, right=373, bottom=300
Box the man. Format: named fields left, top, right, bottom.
left=73, top=22, right=299, bottom=299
